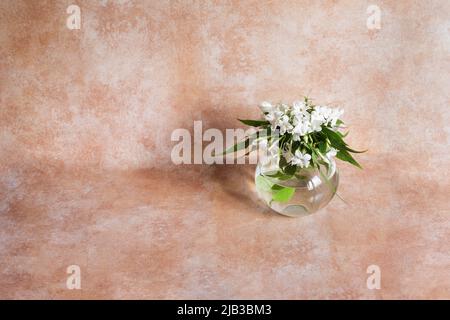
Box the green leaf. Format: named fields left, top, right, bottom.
left=264, top=171, right=283, bottom=178
left=255, top=175, right=273, bottom=192
left=336, top=149, right=363, bottom=169
left=271, top=184, right=284, bottom=191
left=265, top=171, right=293, bottom=180
left=219, top=137, right=250, bottom=155
left=322, top=127, right=366, bottom=153
left=318, top=141, right=327, bottom=154
left=337, top=130, right=349, bottom=138
left=278, top=155, right=288, bottom=169
left=322, top=127, right=347, bottom=149
left=271, top=186, right=295, bottom=203
left=283, top=165, right=297, bottom=176
left=345, top=147, right=367, bottom=153
left=291, top=140, right=301, bottom=152
left=238, top=119, right=270, bottom=127
left=217, top=130, right=268, bottom=156
left=311, top=150, right=318, bottom=165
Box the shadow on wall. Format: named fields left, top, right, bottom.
left=210, top=164, right=271, bottom=215
left=168, top=99, right=260, bottom=163
left=164, top=99, right=278, bottom=214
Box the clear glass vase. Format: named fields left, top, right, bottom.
left=254, top=161, right=339, bottom=217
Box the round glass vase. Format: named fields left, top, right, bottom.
left=254, top=161, right=339, bottom=217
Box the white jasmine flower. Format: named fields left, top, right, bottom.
left=292, top=111, right=308, bottom=126
left=317, top=106, right=332, bottom=118
left=259, top=101, right=273, bottom=113
left=313, top=106, right=343, bottom=127
left=278, top=103, right=290, bottom=113
left=290, top=150, right=311, bottom=168
left=292, top=100, right=308, bottom=115
left=310, top=105, right=342, bottom=131
left=292, top=121, right=311, bottom=140
left=276, top=114, right=293, bottom=135
left=265, top=108, right=283, bottom=123
left=310, top=113, right=325, bottom=132
left=323, top=147, right=338, bottom=174
left=328, top=108, right=344, bottom=127
left=251, top=99, right=354, bottom=172
left=264, top=112, right=275, bottom=122
left=260, top=141, right=280, bottom=172
left=326, top=147, right=338, bottom=159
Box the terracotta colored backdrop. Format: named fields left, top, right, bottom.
left=1, top=0, right=449, bottom=299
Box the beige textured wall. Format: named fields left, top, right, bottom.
left=2, top=0, right=448, bottom=170
left=1, top=0, right=449, bottom=299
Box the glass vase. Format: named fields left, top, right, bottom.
left=254, top=161, right=339, bottom=217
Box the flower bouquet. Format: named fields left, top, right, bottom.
left=226, top=97, right=364, bottom=217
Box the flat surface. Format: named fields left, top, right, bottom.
left=1, top=0, right=449, bottom=299
left=1, top=158, right=448, bottom=299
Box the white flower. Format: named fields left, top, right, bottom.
left=264, top=103, right=294, bottom=135
left=329, top=108, right=344, bottom=127
left=259, top=101, right=273, bottom=113
left=292, top=100, right=308, bottom=114
left=326, top=147, right=337, bottom=159
left=314, top=105, right=343, bottom=127
left=290, top=150, right=311, bottom=168
left=258, top=101, right=344, bottom=150
left=310, top=105, right=341, bottom=132
left=260, top=140, right=280, bottom=172
left=310, top=113, right=325, bottom=132
left=278, top=103, right=290, bottom=113
left=317, top=106, right=332, bottom=117
left=292, top=121, right=311, bottom=140
left=292, top=111, right=307, bottom=126
left=265, top=108, right=283, bottom=123
left=276, top=114, right=293, bottom=135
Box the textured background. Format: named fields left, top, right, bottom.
left=1, top=0, right=449, bottom=299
